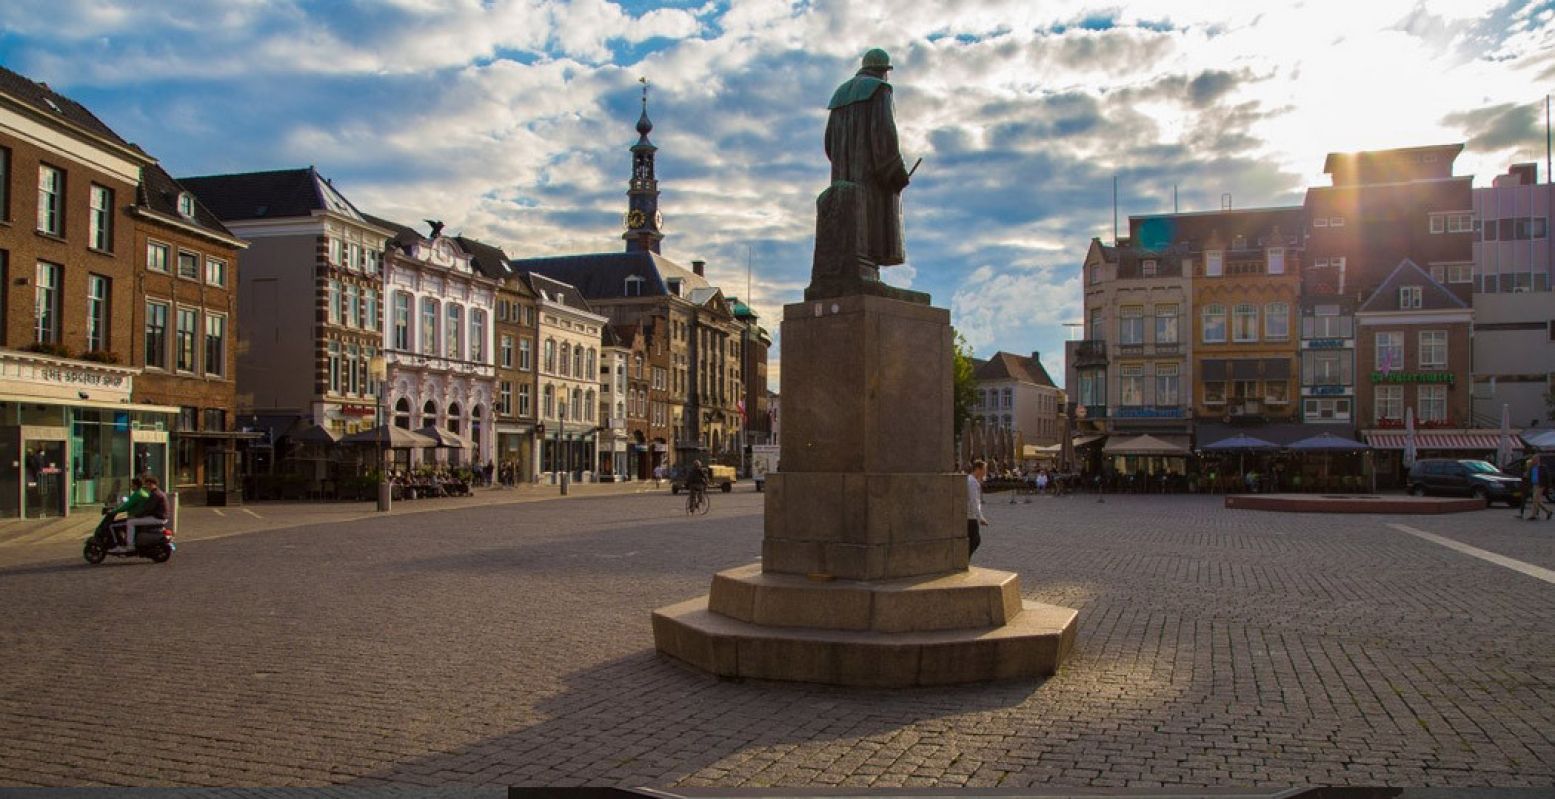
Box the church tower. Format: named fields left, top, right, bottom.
left=622, top=78, right=663, bottom=254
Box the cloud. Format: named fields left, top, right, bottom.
left=1443, top=102, right=1543, bottom=155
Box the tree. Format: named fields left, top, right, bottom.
left=951, top=330, right=978, bottom=438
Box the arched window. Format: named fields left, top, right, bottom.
left=585, top=390, right=596, bottom=422
left=573, top=346, right=584, bottom=378
left=1233, top=303, right=1258, bottom=342
left=543, top=339, right=556, bottom=373
left=559, top=342, right=571, bottom=377
left=421, top=399, right=438, bottom=428
left=446, top=304, right=463, bottom=359
left=471, top=404, right=483, bottom=455
left=1202, top=304, right=1226, bottom=343
left=420, top=297, right=439, bottom=354
left=543, top=384, right=555, bottom=418
left=447, top=402, right=462, bottom=435
left=586, top=348, right=596, bottom=378
left=571, top=388, right=583, bottom=421
left=394, top=397, right=411, bottom=429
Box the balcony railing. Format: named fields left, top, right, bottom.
left=1072, top=340, right=1108, bottom=367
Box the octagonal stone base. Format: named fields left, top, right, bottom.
left=653, top=563, right=1078, bottom=687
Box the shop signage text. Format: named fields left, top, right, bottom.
left=1305, top=338, right=1347, bottom=350
left=1370, top=371, right=1455, bottom=384
left=39, top=367, right=126, bottom=388
left=1309, top=385, right=1348, bottom=396
left=339, top=404, right=377, bottom=417
left=1374, top=417, right=1455, bottom=429
left=1114, top=406, right=1185, bottom=418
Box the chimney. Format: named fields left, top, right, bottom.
left=691, top=260, right=705, bottom=277
left=1031, top=351, right=1041, bottom=365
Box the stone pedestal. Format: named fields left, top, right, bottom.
left=652, top=292, right=1078, bottom=686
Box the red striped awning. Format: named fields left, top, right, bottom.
left=1362, top=430, right=1516, bottom=451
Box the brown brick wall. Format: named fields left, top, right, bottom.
left=0, top=135, right=137, bottom=357
left=1355, top=320, right=1472, bottom=426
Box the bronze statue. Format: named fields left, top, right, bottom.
left=826, top=48, right=910, bottom=266
left=808, top=48, right=926, bottom=303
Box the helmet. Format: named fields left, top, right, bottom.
left=862, top=48, right=892, bottom=70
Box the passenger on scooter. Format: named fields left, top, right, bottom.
left=119, top=475, right=169, bottom=554
left=107, top=477, right=148, bottom=552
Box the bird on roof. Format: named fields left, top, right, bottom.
left=425, top=219, right=444, bottom=238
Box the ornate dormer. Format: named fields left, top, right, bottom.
left=623, top=77, right=663, bottom=254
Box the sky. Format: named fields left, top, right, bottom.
left=4, top=0, right=1554, bottom=390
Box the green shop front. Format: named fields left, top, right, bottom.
left=0, top=351, right=177, bottom=519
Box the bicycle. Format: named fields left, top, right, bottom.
left=686, top=486, right=711, bottom=515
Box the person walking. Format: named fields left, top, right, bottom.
left=1528, top=457, right=1551, bottom=521
left=966, top=458, right=989, bottom=559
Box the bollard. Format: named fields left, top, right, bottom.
left=560, top=471, right=570, bottom=496
left=168, top=491, right=180, bottom=532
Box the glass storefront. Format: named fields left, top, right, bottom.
left=0, top=400, right=173, bottom=518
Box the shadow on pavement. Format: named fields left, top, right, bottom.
left=347, top=648, right=1047, bottom=788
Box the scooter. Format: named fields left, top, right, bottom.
left=83, top=505, right=175, bottom=565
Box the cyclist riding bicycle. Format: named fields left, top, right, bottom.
left=685, top=459, right=710, bottom=512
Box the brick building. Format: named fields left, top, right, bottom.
left=0, top=66, right=179, bottom=517
left=469, top=243, right=539, bottom=483
left=129, top=163, right=248, bottom=502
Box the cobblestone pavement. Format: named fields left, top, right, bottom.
left=1, top=491, right=1552, bottom=790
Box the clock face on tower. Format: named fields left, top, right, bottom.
left=625, top=209, right=645, bottom=229
left=653, top=210, right=663, bottom=230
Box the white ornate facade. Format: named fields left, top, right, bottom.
left=380, top=230, right=499, bottom=469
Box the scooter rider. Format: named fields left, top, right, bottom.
left=120, top=475, right=170, bottom=553
left=107, top=477, right=148, bottom=553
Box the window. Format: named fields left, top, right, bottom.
left=625, top=275, right=645, bottom=296
left=393, top=292, right=411, bottom=350
left=1203, top=381, right=1226, bottom=405
left=329, top=238, right=343, bottom=266
left=177, top=251, right=199, bottom=280
left=1314, top=216, right=1328, bottom=228
left=34, top=261, right=61, bottom=344
left=1154, top=305, right=1179, bottom=344
left=1265, top=380, right=1288, bottom=404
left=559, top=342, right=571, bottom=376
left=1303, top=351, right=1352, bottom=385
left=348, top=243, right=362, bottom=272
left=204, top=314, right=226, bottom=377
left=86, top=274, right=109, bottom=352
left=1120, top=364, right=1144, bottom=406
left=1329, top=216, right=1344, bottom=227
left=328, top=341, right=341, bottom=394
left=1419, top=330, right=1447, bottom=368
left=204, top=257, right=227, bottom=287
left=1302, top=309, right=1353, bottom=339
left=576, top=346, right=587, bottom=378
left=346, top=344, right=360, bottom=395
left=37, top=164, right=62, bottom=235
left=1267, top=248, right=1284, bottom=275
left=543, top=384, right=555, bottom=418
left=0, top=146, right=9, bottom=220
left=1399, top=285, right=1422, bottom=309
left=471, top=309, right=486, bottom=362
left=363, top=288, right=377, bottom=330
left=1447, top=213, right=1473, bottom=233
left=500, top=334, right=514, bottom=368
left=446, top=305, right=463, bottom=359
left=89, top=185, right=112, bottom=251
left=1205, top=250, right=1223, bottom=277
left=1142, top=260, right=1157, bottom=276
left=175, top=307, right=198, bottom=372
left=147, top=241, right=169, bottom=272
left=1430, top=215, right=1445, bottom=234
left=1376, top=331, right=1403, bottom=371
left=1447, top=263, right=1472, bottom=284
left=1002, top=387, right=1013, bottom=409
left=1233, top=304, right=1258, bottom=342
left=421, top=298, right=439, bottom=355
left=1304, top=397, right=1352, bottom=421
left=343, top=284, right=359, bottom=329
left=177, top=192, right=195, bottom=218
left=1119, top=305, right=1144, bottom=345
left=518, top=384, right=532, bottom=416
left=499, top=381, right=512, bottom=415
left=1156, top=363, right=1179, bottom=406
left=1202, top=304, right=1226, bottom=343
left=1264, top=303, right=1289, bottom=340
left=544, top=339, right=556, bottom=372
left=145, top=301, right=168, bottom=369
left=1418, top=385, right=1448, bottom=423
left=1429, top=265, right=1446, bottom=283
left=519, top=338, right=532, bottom=370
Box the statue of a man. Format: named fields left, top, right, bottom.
left=825, top=48, right=910, bottom=267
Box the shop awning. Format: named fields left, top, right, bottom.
left=1103, top=434, right=1190, bottom=456
left=0, top=393, right=179, bottom=415
left=1263, top=358, right=1291, bottom=379
left=1363, top=430, right=1513, bottom=451
left=1201, top=360, right=1227, bottom=381
left=1231, top=360, right=1261, bottom=379
left=1522, top=429, right=1555, bottom=451
left=1196, top=422, right=1315, bottom=447
left=1073, top=434, right=1106, bottom=448
left=176, top=430, right=266, bottom=440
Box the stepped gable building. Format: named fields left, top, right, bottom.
left=509, top=85, right=745, bottom=467
left=130, top=163, right=249, bottom=502
left=367, top=216, right=499, bottom=469
left=180, top=168, right=393, bottom=447
left=0, top=65, right=182, bottom=517
left=460, top=235, right=541, bottom=481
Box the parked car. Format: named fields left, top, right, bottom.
left=1405, top=459, right=1523, bottom=506
left=670, top=464, right=736, bottom=494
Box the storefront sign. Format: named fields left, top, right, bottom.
left=1370, top=371, right=1455, bottom=384
left=339, top=404, right=377, bottom=417
left=38, top=367, right=126, bottom=388
left=1309, top=385, right=1348, bottom=396
left=1305, top=338, right=1347, bottom=350
left=1375, top=417, right=1454, bottom=429
left=1114, top=406, right=1184, bottom=418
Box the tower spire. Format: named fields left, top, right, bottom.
left=624, top=76, right=663, bottom=254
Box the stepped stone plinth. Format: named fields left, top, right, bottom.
left=651, top=295, right=1079, bottom=686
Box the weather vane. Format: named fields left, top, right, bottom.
left=639, top=75, right=649, bottom=108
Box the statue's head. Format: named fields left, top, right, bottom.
left=861, top=48, right=892, bottom=73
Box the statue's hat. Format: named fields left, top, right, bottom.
left=862, top=48, right=892, bottom=70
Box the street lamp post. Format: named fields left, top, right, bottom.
left=370, top=355, right=390, bottom=513
left=557, top=403, right=569, bottom=495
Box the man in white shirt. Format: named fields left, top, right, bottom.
left=966, top=458, right=989, bottom=558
